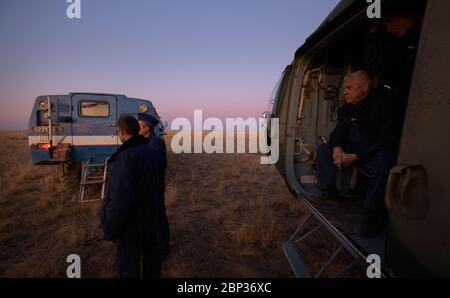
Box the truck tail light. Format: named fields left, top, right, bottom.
left=37, top=143, right=51, bottom=150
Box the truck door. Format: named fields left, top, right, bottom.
left=32, top=95, right=73, bottom=146
left=384, top=0, right=450, bottom=277
left=71, top=94, right=118, bottom=163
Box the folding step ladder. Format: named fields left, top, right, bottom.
left=80, top=157, right=109, bottom=202
left=282, top=197, right=388, bottom=278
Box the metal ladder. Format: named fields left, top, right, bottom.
left=282, top=211, right=361, bottom=278
left=80, top=157, right=109, bottom=202
left=282, top=197, right=388, bottom=278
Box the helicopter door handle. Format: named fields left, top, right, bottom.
left=106, top=123, right=116, bottom=128
left=385, top=164, right=429, bottom=220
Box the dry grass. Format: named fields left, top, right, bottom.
left=0, top=131, right=362, bottom=278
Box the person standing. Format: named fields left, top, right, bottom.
left=138, top=113, right=170, bottom=261
left=100, top=115, right=164, bottom=277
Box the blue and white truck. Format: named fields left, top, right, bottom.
left=28, top=92, right=165, bottom=200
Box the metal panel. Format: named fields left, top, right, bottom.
left=273, top=65, right=295, bottom=178
left=385, top=0, right=450, bottom=277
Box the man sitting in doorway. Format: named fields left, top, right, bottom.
left=313, top=71, right=398, bottom=237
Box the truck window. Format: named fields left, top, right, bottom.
left=79, top=101, right=109, bottom=117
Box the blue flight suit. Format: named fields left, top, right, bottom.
left=147, top=134, right=170, bottom=260
left=315, top=91, right=398, bottom=211
left=100, top=135, right=164, bottom=277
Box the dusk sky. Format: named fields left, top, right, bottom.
left=0, top=0, right=339, bottom=130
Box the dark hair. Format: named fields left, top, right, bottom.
left=117, top=115, right=140, bottom=136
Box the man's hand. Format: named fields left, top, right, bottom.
left=340, top=154, right=358, bottom=168
left=333, top=150, right=358, bottom=169
left=334, top=157, right=342, bottom=169
left=333, top=147, right=345, bottom=169
left=333, top=147, right=345, bottom=161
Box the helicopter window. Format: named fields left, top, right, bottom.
left=79, top=101, right=110, bottom=118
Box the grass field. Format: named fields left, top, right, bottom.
left=0, top=131, right=362, bottom=277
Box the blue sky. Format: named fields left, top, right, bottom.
left=0, top=0, right=339, bottom=129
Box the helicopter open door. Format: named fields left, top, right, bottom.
left=267, top=65, right=294, bottom=179
left=272, top=3, right=392, bottom=277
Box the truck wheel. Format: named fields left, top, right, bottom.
left=58, top=162, right=81, bottom=192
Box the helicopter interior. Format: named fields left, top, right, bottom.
left=292, top=11, right=424, bottom=241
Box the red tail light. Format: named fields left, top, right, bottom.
left=37, top=143, right=51, bottom=150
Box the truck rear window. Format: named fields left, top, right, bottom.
left=80, top=101, right=109, bottom=117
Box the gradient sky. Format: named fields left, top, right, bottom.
left=0, top=0, right=339, bottom=130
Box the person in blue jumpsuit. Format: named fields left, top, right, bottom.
left=138, top=113, right=170, bottom=261
left=100, top=115, right=164, bottom=277
left=313, top=71, right=398, bottom=237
